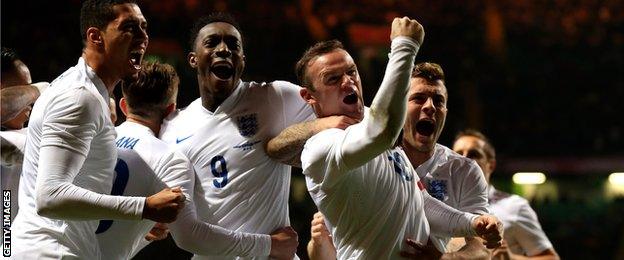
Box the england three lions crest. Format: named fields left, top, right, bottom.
left=427, top=179, right=448, bottom=202
left=237, top=114, right=258, bottom=137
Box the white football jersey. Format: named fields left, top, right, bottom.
left=97, top=121, right=271, bottom=259
left=1, top=128, right=27, bottom=222
left=414, top=144, right=489, bottom=249
left=488, top=186, right=554, bottom=256
left=95, top=148, right=160, bottom=260
left=169, top=80, right=314, bottom=260
left=302, top=128, right=430, bottom=260
left=11, top=58, right=145, bottom=260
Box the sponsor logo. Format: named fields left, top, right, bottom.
left=176, top=135, right=193, bottom=144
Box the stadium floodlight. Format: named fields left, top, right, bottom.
left=512, top=172, right=546, bottom=185
left=608, top=172, right=624, bottom=186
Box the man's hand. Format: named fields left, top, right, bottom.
left=400, top=239, right=442, bottom=260
left=491, top=240, right=511, bottom=260
left=142, top=187, right=185, bottom=223
left=145, top=222, right=169, bottom=241
left=472, top=214, right=504, bottom=249
left=391, top=16, right=424, bottom=46
left=310, top=212, right=332, bottom=244
left=269, top=226, right=299, bottom=260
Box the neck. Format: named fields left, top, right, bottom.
left=82, top=50, right=120, bottom=93
left=125, top=114, right=161, bottom=137
left=401, top=141, right=435, bottom=168
left=199, top=79, right=239, bottom=112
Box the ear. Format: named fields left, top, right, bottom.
left=300, top=88, right=316, bottom=105
left=119, top=97, right=129, bottom=116
left=87, top=27, right=103, bottom=46
left=488, top=159, right=497, bottom=173
left=188, top=52, right=198, bottom=68
left=164, top=102, right=176, bottom=118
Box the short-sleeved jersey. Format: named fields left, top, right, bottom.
left=414, top=144, right=489, bottom=249
left=1, top=128, right=27, bottom=222
left=302, top=128, right=430, bottom=260
left=488, top=186, right=554, bottom=256
left=164, top=80, right=314, bottom=259
left=12, top=57, right=118, bottom=259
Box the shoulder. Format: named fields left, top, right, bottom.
left=302, top=128, right=345, bottom=166
left=247, top=80, right=301, bottom=95
left=438, top=144, right=478, bottom=168
left=490, top=188, right=514, bottom=203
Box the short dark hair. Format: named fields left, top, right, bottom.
left=412, top=62, right=445, bottom=83
left=455, top=129, right=496, bottom=160
left=122, top=61, right=179, bottom=118
left=1, top=47, right=19, bottom=73
left=295, top=40, right=345, bottom=91
left=80, top=0, right=136, bottom=41
left=189, top=12, right=243, bottom=50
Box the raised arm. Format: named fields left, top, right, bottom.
left=341, top=17, right=423, bottom=169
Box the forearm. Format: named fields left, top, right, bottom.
left=341, top=37, right=418, bottom=168
left=442, top=237, right=489, bottom=260
left=266, top=119, right=320, bottom=167
left=1, top=85, right=39, bottom=123
left=423, top=193, right=476, bottom=237
left=35, top=146, right=145, bottom=220
left=169, top=207, right=271, bottom=256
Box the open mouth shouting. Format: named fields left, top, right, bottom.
left=129, top=49, right=145, bottom=70
left=415, top=119, right=436, bottom=136
left=211, top=61, right=234, bottom=80
left=343, top=90, right=359, bottom=105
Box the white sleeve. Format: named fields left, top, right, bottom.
left=456, top=161, right=489, bottom=214
left=274, top=80, right=316, bottom=128
left=512, top=201, right=554, bottom=256
left=36, top=89, right=144, bottom=220
left=423, top=191, right=477, bottom=237
left=301, top=128, right=350, bottom=189
left=156, top=151, right=271, bottom=256
left=340, top=37, right=419, bottom=170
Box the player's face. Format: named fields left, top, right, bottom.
left=100, top=3, right=148, bottom=79
left=303, top=49, right=364, bottom=120
left=453, top=135, right=494, bottom=182
left=402, top=77, right=447, bottom=153
left=189, top=22, right=245, bottom=100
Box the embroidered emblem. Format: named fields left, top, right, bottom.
left=427, top=179, right=448, bottom=201
left=237, top=114, right=258, bottom=137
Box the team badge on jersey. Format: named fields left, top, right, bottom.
left=427, top=179, right=448, bottom=201
left=236, top=113, right=258, bottom=137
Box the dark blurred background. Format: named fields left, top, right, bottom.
left=3, top=0, right=624, bottom=259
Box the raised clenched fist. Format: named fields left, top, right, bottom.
left=391, top=16, right=424, bottom=46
